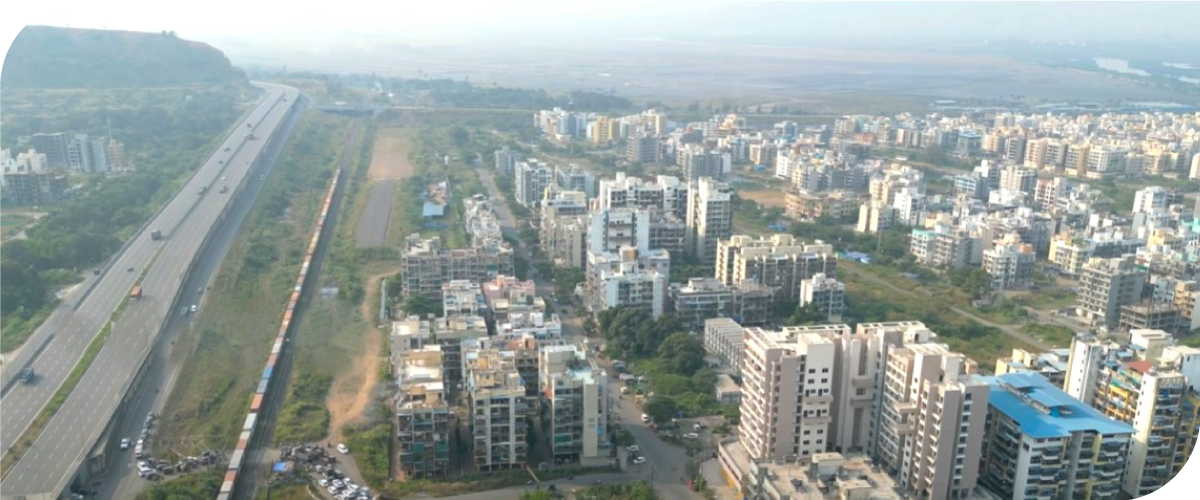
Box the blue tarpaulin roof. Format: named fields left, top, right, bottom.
left=982, top=373, right=1133, bottom=439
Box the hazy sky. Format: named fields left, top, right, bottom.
left=4, top=1, right=1200, bottom=59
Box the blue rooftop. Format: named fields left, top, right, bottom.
left=982, top=373, right=1133, bottom=439
left=422, top=202, right=445, bottom=218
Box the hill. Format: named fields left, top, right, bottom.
left=1, top=26, right=248, bottom=88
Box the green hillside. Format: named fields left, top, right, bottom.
left=1, top=26, right=248, bottom=88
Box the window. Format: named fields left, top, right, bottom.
left=804, top=430, right=811, bottom=435
left=822, top=368, right=829, bottom=373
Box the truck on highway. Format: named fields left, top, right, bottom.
left=18, top=366, right=34, bottom=383
left=130, top=285, right=143, bottom=300
left=150, top=230, right=163, bottom=241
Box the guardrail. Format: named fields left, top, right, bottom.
left=217, top=166, right=342, bottom=500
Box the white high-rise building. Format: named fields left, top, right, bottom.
left=739, top=324, right=844, bottom=462
left=684, top=177, right=733, bottom=262
left=514, top=159, right=553, bottom=208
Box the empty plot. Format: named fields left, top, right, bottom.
left=354, top=180, right=397, bottom=248
left=367, top=128, right=417, bottom=180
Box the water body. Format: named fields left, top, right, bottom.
left=1094, top=57, right=1150, bottom=76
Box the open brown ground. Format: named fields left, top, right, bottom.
left=324, top=271, right=390, bottom=443
left=367, top=127, right=418, bottom=180
left=741, top=189, right=787, bottom=209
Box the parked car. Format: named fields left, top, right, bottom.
left=633, top=456, right=647, bottom=464
left=626, top=445, right=639, bottom=452
left=337, top=443, right=349, bottom=454
left=684, top=432, right=700, bottom=440
left=640, top=413, right=651, bottom=423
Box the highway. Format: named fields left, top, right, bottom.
left=0, top=82, right=299, bottom=498
left=94, top=93, right=308, bottom=500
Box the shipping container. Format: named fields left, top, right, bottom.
left=228, top=449, right=245, bottom=470
left=257, top=379, right=269, bottom=394
left=243, top=414, right=257, bottom=432
left=251, top=394, right=263, bottom=412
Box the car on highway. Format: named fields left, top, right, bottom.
left=190, top=304, right=198, bottom=313
left=337, top=443, right=349, bottom=454
left=120, top=438, right=130, bottom=450
left=197, top=287, right=204, bottom=294
left=127, top=266, right=134, bottom=272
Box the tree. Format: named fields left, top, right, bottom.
left=449, top=126, right=471, bottom=147
left=789, top=301, right=826, bottom=325
left=657, top=332, right=705, bottom=376
left=644, top=395, right=679, bottom=423
left=947, top=267, right=994, bottom=300
left=403, top=294, right=442, bottom=317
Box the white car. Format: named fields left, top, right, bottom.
left=640, top=413, right=651, bottom=423
left=633, top=456, right=647, bottom=464
left=626, top=445, right=639, bottom=453
left=333, top=480, right=344, bottom=489
left=337, top=443, right=350, bottom=454
left=327, top=486, right=339, bottom=495
left=318, top=479, right=329, bottom=487
left=120, top=438, right=130, bottom=450
left=684, top=432, right=700, bottom=440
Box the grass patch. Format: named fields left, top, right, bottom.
left=273, top=371, right=333, bottom=444
left=1011, top=289, right=1076, bottom=311
left=0, top=304, right=56, bottom=354
left=155, top=112, right=349, bottom=455
left=135, top=470, right=222, bottom=500
left=1021, top=324, right=1075, bottom=348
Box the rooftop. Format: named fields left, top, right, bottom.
left=983, top=373, right=1134, bottom=439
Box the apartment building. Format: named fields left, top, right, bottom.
left=910, top=225, right=980, bottom=270
left=480, top=275, right=561, bottom=339
left=554, top=164, right=595, bottom=197
left=539, top=345, right=610, bottom=466
left=992, top=348, right=1070, bottom=388
left=463, top=348, right=533, bottom=471
left=586, top=247, right=670, bottom=317
left=799, top=273, right=845, bottom=322
left=540, top=190, right=589, bottom=268
left=394, top=347, right=453, bottom=479
left=0, top=170, right=68, bottom=205
left=1090, top=360, right=1188, bottom=497
left=731, top=280, right=775, bottom=327
left=29, top=132, right=69, bottom=168
left=494, top=146, right=523, bottom=176
left=716, top=234, right=838, bottom=302
left=400, top=234, right=514, bottom=299
left=1117, top=302, right=1183, bottom=334
left=979, top=373, right=1133, bottom=500
left=393, top=315, right=488, bottom=398
left=999, top=166, right=1037, bottom=195
left=785, top=190, right=864, bottom=221
left=685, top=177, right=734, bottom=262
left=1075, top=255, right=1147, bottom=329
left=669, top=277, right=734, bottom=332
left=626, top=134, right=660, bottom=164
left=739, top=325, right=844, bottom=462
left=597, top=173, right=689, bottom=219
left=514, top=159, right=553, bottom=208
left=982, top=238, right=1036, bottom=290
left=703, top=318, right=744, bottom=371
left=677, top=144, right=730, bottom=182
left=874, top=343, right=988, bottom=500
left=442, top=280, right=486, bottom=316
left=589, top=207, right=651, bottom=254
left=856, top=202, right=900, bottom=234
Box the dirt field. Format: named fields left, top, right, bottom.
left=325, top=271, right=388, bottom=444
left=741, top=189, right=787, bottom=209
left=367, top=127, right=418, bottom=180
